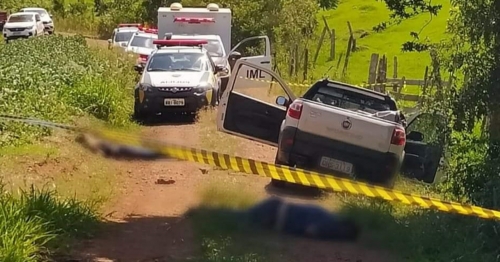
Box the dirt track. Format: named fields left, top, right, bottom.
left=73, top=113, right=396, bottom=262
left=69, top=36, right=397, bottom=262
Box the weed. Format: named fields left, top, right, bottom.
left=0, top=183, right=100, bottom=261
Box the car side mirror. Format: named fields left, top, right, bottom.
left=107, top=39, right=112, bottom=43
left=276, top=96, right=288, bottom=106
left=407, top=131, right=424, bottom=142
left=215, top=65, right=229, bottom=75
left=228, top=51, right=242, bottom=60
left=49, top=14, right=53, bottom=18
left=134, top=64, right=144, bottom=73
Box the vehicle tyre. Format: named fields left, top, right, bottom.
left=133, top=105, right=146, bottom=123
left=210, top=89, right=218, bottom=107
left=220, top=78, right=228, bottom=100
left=367, top=170, right=397, bottom=189
left=271, top=154, right=288, bottom=188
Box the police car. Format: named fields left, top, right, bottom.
left=133, top=39, right=226, bottom=119
left=125, top=28, right=158, bottom=66
left=108, top=23, right=141, bottom=48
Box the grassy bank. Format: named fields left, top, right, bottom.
left=0, top=35, right=137, bottom=260
left=0, top=184, right=100, bottom=262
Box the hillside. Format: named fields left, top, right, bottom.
left=312, top=0, right=451, bottom=87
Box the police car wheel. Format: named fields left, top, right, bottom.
left=133, top=106, right=146, bottom=121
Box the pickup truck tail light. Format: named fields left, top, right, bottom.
left=287, top=100, right=303, bottom=119
left=391, top=126, right=406, bottom=146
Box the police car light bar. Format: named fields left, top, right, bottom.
left=144, top=29, right=158, bottom=34
left=118, top=23, right=141, bottom=28
left=173, top=17, right=215, bottom=24
left=152, top=39, right=208, bottom=47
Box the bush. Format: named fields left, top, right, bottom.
left=0, top=184, right=100, bottom=262
left=0, top=35, right=136, bottom=147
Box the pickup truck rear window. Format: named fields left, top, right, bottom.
left=305, top=85, right=394, bottom=113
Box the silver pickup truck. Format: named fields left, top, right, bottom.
left=217, top=60, right=445, bottom=188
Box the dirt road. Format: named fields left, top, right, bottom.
left=68, top=36, right=397, bottom=262
left=71, top=112, right=395, bottom=262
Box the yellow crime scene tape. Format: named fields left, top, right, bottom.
left=1, top=113, right=500, bottom=221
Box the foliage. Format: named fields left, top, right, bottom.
left=0, top=184, right=100, bottom=261
left=318, top=0, right=338, bottom=10
left=0, top=35, right=135, bottom=147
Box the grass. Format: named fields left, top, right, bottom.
left=0, top=183, right=101, bottom=262
left=0, top=34, right=136, bottom=260
left=191, top=181, right=498, bottom=262
left=296, top=0, right=452, bottom=96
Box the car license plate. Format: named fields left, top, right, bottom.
left=12, top=32, right=21, bottom=35
left=319, top=156, right=353, bottom=175
left=164, top=98, right=185, bottom=106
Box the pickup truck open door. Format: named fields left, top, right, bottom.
left=401, top=112, right=447, bottom=183
left=217, top=60, right=295, bottom=146
left=227, top=36, right=273, bottom=90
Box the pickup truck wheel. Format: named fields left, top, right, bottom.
left=370, top=172, right=396, bottom=189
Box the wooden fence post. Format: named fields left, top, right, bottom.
left=347, top=21, right=356, bottom=52
left=367, top=53, right=379, bottom=89
left=303, top=49, right=309, bottom=81
left=313, top=27, right=327, bottom=66
left=330, top=29, right=336, bottom=61
left=392, top=56, right=398, bottom=92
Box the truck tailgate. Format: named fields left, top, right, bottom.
left=298, top=101, right=397, bottom=153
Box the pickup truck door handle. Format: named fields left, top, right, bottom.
left=260, top=61, right=270, bottom=64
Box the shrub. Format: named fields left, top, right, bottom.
left=0, top=35, right=136, bottom=147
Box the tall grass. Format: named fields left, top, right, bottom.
left=0, top=184, right=100, bottom=261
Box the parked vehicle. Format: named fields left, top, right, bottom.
left=216, top=60, right=446, bottom=188
left=20, top=7, right=54, bottom=34
left=2, top=12, right=45, bottom=43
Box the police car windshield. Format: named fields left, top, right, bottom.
left=147, top=53, right=205, bottom=72
left=9, top=14, right=33, bottom=22
left=203, top=40, right=224, bottom=57
left=130, top=35, right=156, bottom=48
left=114, top=31, right=135, bottom=42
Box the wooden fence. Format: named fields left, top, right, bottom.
left=364, top=53, right=451, bottom=107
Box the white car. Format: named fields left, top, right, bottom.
left=132, top=39, right=226, bottom=119
left=2, top=12, right=44, bottom=43
left=20, top=7, right=54, bottom=34
left=108, top=24, right=141, bottom=48
left=125, top=29, right=158, bottom=66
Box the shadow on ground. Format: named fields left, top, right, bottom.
left=69, top=215, right=199, bottom=262
left=66, top=205, right=405, bottom=262
left=264, top=181, right=327, bottom=200
left=131, top=114, right=197, bottom=127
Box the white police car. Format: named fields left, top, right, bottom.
left=133, top=39, right=227, bottom=120
left=125, top=28, right=158, bottom=66
left=108, top=23, right=141, bottom=48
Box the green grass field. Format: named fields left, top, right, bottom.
left=310, top=0, right=450, bottom=91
